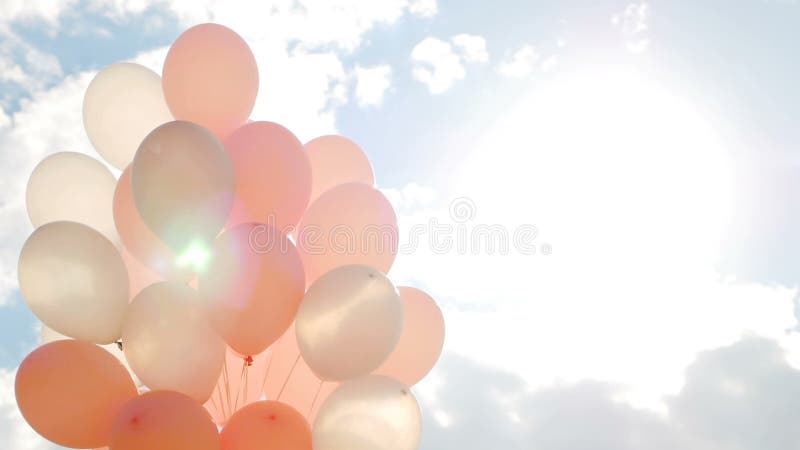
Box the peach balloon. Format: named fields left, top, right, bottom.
left=374, top=287, right=445, bottom=386
left=15, top=340, right=137, bottom=448
left=263, top=324, right=337, bottom=423
left=163, top=23, right=258, bottom=139
left=114, top=167, right=193, bottom=281
left=296, top=183, right=398, bottom=286
left=199, top=223, right=305, bottom=356
left=132, top=120, right=235, bottom=254
left=205, top=347, right=273, bottom=426
left=305, top=135, right=374, bottom=202
left=221, top=401, right=312, bottom=450
left=224, top=122, right=311, bottom=232
left=110, top=391, right=220, bottom=450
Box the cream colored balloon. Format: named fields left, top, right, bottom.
left=314, top=375, right=421, bottom=450
left=296, top=265, right=403, bottom=381
left=41, top=325, right=143, bottom=387
left=19, top=221, right=129, bottom=344
left=122, top=282, right=225, bottom=403
left=26, top=152, right=118, bottom=243
left=83, top=62, right=173, bottom=169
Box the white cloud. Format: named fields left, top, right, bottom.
left=496, top=44, right=539, bottom=78
left=411, top=34, right=487, bottom=94
left=354, top=64, right=392, bottom=107
left=408, top=0, right=438, bottom=17
left=612, top=1, right=650, bottom=52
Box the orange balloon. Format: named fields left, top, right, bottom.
left=114, top=167, right=192, bottom=281
left=110, top=391, right=220, bottom=450
left=221, top=401, right=312, bottom=450
left=296, top=183, right=398, bottom=286
left=374, top=287, right=445, bottom=385
left=263, top=324, right=337, bottom=423
left=305, top=135, right=374, bottom=202
left=199, top=223, right=305, bottom=356
left=163, top=23, right=258, bottom=139
left=204, top=347, right=274, bottom=426
left=224, top=122, right=311, bottom=232
left=15, top=340, right=137, bottom=448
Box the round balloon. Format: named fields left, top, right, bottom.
left=131, top=120, right=235, bottom=254
left=296, top=183, right=398, bottom=286
left=110, top=391, right=220, bottom=450
left=296, top=265, right=402, bottom=381
left=313, top=376, right=421, bottom=450
left=224, top=122, right=311, bottom=231
left=221, top=401, right=312, bottom=450
left=122, top=282, right=225, bottom=402
left=114, top=167, right=193, bottom=281
left=16, top=340, right=137, bottom=448
left=305, top=135, right=374, bottom=202
left=18, top=221, right=129, bottom=343
left=163, top=23, right=258, bottom=138
left=374, top=287, right=445, bottom=386
left=26, top=152, right=118, bottom=243
left=83, top=62, right=173, bottom=169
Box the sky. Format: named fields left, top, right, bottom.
left=1, top=0, right=800, bottom=449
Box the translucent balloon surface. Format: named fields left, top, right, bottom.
left=18, top=221, right=129, bottom=344
left=83, top=62, right=173, bottom=169
left=221, top=401, right=312, bottom=450
left=26, top=152, right=118, bottom=243
left=305, top=135, right=374, bottom=202
left=15, top=340, right=137, bottom=448
left=374, top=287, right=445, bottom=386
left=163, top=23, right=258, bottom=138
left=313, top=376, right=421, bottom=450
left=131, top=120, right=235, bottom=253
left=110, top=391, right=220, bottom=450
left=296, top=265, right=403, bottom=381
left=297, top=183, right=398, bottom=286
left=122, top=282, right=225, bottom=402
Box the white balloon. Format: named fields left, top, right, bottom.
left=122, top=281, right=225, bottom=403
left=26, top=152, right=118, bottom=243
left=40, top=325, right=142, bottom=387
left=19, top=221, right=129, bottom=344
left=83, top=62, right=173, bottom=169
left=314, top=375, right=421, bottom=450
left=296, top=264, right=403, bottom=381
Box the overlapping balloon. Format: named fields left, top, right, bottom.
left=15, top=23, right=445, bottom=450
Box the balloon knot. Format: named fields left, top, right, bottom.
left=245, top=355, right=253, bottom=366
left=116, top=341, right=123, bottom=351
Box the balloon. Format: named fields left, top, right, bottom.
left=131, top=120, right=235, bottom=254
left=15, top=340, right=137, bottom=448
left=40, top=325, right=142, bottom=387
left=221, top=401, right=312, bottom=450
left=163, top=23, right=258, bottom=139
left=110, top=390, right=220, bottom=450
left=305, top=135, right=374, bottom=202
left=199, top=223, right=305, bottom=356
left=122, top=282, right=225, bottom=402
left=296, top=265, right=402, bottom=381
left=263, top=324, right=337, bottom=423
left=313, top=376, right=421, bottom=450
left=83, top=62, right=173, bottom=169
left=114, top=167, right=193, bottom=281
left=119, top=246, right=162, bottom=301
left=296, top=183, right=398, bottom=286
left=204, top=347, right=273, bottom=426
left=18, top=221, right=129, bottom=344
left=374, top=287, right=445, bottom=386
left=224, top=122, right=311, bottom=231
left=26, top=152, right=118, bottom=243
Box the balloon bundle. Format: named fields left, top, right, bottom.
left=15, top=24, right=445, bottom=450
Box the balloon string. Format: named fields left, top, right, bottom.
left=222, top=360, right=232, bottom=419
left=216, top=380, right=226, bottom=421
left=232, top=357, right=247, bottom=413
left=243, top=360, right=249, bottom=406
left=308, top=379, right=324, bottom=418
left=277, top=353, right=300, bottom=401
left=260, top=345, right=277, bottom=393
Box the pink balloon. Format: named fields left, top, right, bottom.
left=374, top=287, right=445, bottom=386
left=163, top=23, right=258, bottom=139
left=296, top=183, right=398, bottom=286
left=305, top=135, right=374, bottom=203
left=204, top=347, right=273, bottom=426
